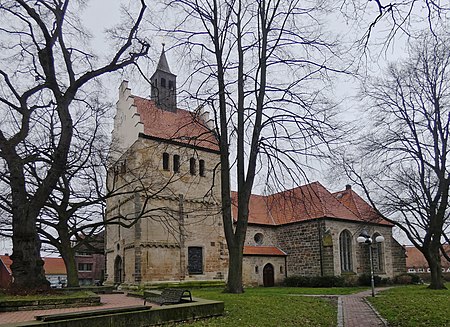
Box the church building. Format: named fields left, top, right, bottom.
left=105, top=49, right=405, bottom=287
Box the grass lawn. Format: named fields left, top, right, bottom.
left=369, top=283, right=450, bottom=327
left=171, top=287, right=364, bottom=327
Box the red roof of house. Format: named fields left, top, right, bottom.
left=232, top=182, right=391, bottom=226
left=0, top=255, right=12, bottom=273
left=405, top=245, right=450, bottom=268
left=134, top=97, right=219, bottom=151
left=0, top=255, right=66, bottom=275
left=43, top=257, right=67, bottom=275
left=243, top=246, right=287, bottom=256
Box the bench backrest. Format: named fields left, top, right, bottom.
left=160, top=288, right=187, bottom=300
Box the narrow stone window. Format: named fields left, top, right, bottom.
left=199, top=159, right=205, bottom=177
left=189, top=157, right=196, bottom=175
left=339, top=230, right=353, bottom=272
left=188, top=247, right=203, bottom=274
left=163, top=152, right=170, bottom=171
left=173, top=154, right=180, bottom=173
left=161, top=78, right=166, bottom=88
left=168, top=80, right=174, bottom=90
left=280, top=266, right=283, bottom=274
left=255, top=266, right=259, bottom=274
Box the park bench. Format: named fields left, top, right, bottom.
left=144, top=288, right=192, bottom=306
left=35, top=305, right=151, bottom=322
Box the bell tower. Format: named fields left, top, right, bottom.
left=150, top=44, right=177, bottom=112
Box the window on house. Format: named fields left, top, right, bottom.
left=78, top=263, right=93, bottom=272
left=188, top=247, right=203, bottom=274
left=255, top=266, right=259, bottom=274
left=339, top=230, right=353, bottom=272
left=173, top=155, right=180, bottom=173
left=190, top=157, right=196, bottom=175
left=280, top=266, right=284, bottom=274
left=120, top=160, right=126, bottom=174
left=163, top=152, right=170, bottom=171
left=199, top=159, right=205, bottom=177
left=168, top=80, right=174, bottom=90
left=161, top=78, right=166, bottom=88
left=408, top=268, right=416, bottom=273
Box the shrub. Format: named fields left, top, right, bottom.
left=358, top=273, right=382, bottom=286
left=393, top=273, right=421, bottom=285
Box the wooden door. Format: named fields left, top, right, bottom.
left=263, top=263, right=274, bottom=287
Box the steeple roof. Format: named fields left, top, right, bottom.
left=156, top=44, right=172, bottom=74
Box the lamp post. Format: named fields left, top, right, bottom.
left=357, top=231, right=384, bottom=297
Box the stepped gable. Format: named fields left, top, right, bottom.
left=232, top=181, right=391, bottom=226
left=133, top=96, right=219, bottom=151
left=333, top=185, right=392, bottom=226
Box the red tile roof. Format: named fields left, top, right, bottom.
left=43, top=257, right=67, bottom=275
left=243, top=246, right=287, bottom=256
left=0, top=255, right=66, bottom=275
left=134, top=97, right=219, bottom=151
left=232, top=182, right=391, bottom=226
left=405, top=245, right=450, bottom=268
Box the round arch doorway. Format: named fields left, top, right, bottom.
left=263, top=263, right=274, bottom=287
left=114, top=255, right=123, bottom=284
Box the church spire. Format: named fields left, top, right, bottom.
left=156, top=43, right=171, bottom=73
left=150, top=44, right=177, bottom=112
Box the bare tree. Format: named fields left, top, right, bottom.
left=0, top=0, right=149, bottom=291
left=163, top=0, right=345, bottom=293
left=341, top=0, right=450, bottom=49
left=341, top=32, right=449, bottom=290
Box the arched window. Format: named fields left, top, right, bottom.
left=173, top=154, right=180, bottom=173
left=199, top=159, right=205, bottom=176
left=373, top=233, right=384, bottom=272
left=162, top=152, right=169, bottom=171
left=339, top=230, right=353, bottom=272
left=189, top=157, right=196, bottom=175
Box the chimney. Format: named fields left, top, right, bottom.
left=345, top=184, right=352, bottom=190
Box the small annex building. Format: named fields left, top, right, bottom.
left=105, top=49, right=406, bottom=287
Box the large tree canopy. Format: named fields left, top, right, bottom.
left=342, top=32, right=449, bottom=289
left=0, top=0, right=149, bottom=291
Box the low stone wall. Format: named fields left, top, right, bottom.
left=9, top=298, right=224, bottom=327
left=0, top=294, right=101, bottom=312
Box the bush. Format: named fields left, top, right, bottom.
left=284, top=275, right=345, bottom=287
left=358, top=273, right=383, bottom=286
left=393, top=273, right=421, bottom=285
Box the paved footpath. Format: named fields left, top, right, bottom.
left=340, top=288, right=390, bottom=327
left=0, top=293, right=147, bottom=326
left=1, top=288, right=390, bottom=327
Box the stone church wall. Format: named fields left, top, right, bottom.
left=105, top=136, right=228, bottom=285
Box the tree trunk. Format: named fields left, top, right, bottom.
left=10, top=223, right=49, bottom=291
left=225, top=244, right=244, bottom=293
left=61, top=247, right=79, bottom=288
left=425, top=242, right=446, bottom=290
